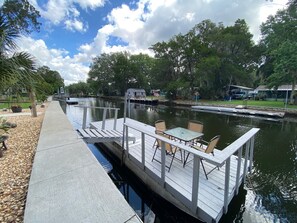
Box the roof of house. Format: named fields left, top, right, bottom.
left=229, top=85, right=253, bottom=90
left=255, top=85, right=297, bottom=91
left=127, top=88, right=145, bottom=92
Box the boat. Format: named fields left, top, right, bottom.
left=66, top=98, right=78, bottom=105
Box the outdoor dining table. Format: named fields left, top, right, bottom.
left=164, top=127, right=203, bottom=165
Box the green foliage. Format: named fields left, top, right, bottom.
left=66, top=82, right=92, bottom=97
left=88, top=52, right=154, bottom=96
left=87, top=19, right=258, bottom=98
left=36, top=66, right=64, bottom=95
left=260, top=3, right=297, bottom=103
left=1, top=0, right=41, bottom=35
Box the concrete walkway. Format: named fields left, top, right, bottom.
left=24, top=101, right=141, bottom=223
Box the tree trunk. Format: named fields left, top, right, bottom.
left=290, top=78, right=296, bottom=104
left=29, top=87, right=38, bottom=117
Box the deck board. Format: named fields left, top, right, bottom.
left=90, top=118, right=250, bottom=222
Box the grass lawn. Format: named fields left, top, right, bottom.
left=0, top=102, right=32, bottom=109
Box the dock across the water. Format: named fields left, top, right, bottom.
left=192, top=105, right=285, bottom=118
left=87, top=117, right=259, bottom=223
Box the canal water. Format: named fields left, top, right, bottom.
left=61, top=98, right=297, bottom=223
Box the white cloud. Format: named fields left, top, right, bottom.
left=98, top=0, right=289, bottom=52
left=18, top=0, right=289, bottom=85
left=16, top=36, right=89, bottom=86
left=30, top=0, right=105, bottom=29
left=65, top=19, right=88, bottom=32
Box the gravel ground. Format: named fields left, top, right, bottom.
left=0, top=105, right=46, bottom=223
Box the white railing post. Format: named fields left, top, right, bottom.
left=113, top=109, right=118, bottom=130
left=122, top=93, right=127, bottom=150
left=161, top=141, right=166, bottom=186
left=249, top=136, right=255, bottom=171
left=224, top=157, right=231, bottom=214
left=243, top=140, right=250, bottom=181
left=235, top=146, right=243, bottom=195
left=191, top=155, right=200, bottom=213
left=82, top=107, right=87, bottom=129
left=102, top=108, right=107, bottom=129
left=125, top=126, right=129, bottom=154
left=141, top=133, right=145, bottom=169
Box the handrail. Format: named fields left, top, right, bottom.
left=123, top=121, right=260, bottom=216
left=75, top=105, right=120, bottom=129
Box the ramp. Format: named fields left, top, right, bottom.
left=77, top=128, right=135, bottom=144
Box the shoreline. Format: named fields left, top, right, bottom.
left=98, top=96, right=297, bottom=118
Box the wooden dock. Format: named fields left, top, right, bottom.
left=87, top=117, right=259, bottom=223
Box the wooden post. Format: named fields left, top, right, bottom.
left=82, top=107, right=87, bottom=129
left=141, top=133, right=145, bottom=169
left=161, top=141, right=166, bottom=186
left=224, top=157, right=231, bottom=213
left=191, top=155, right=200, bottom=213
left=235, top=146, right=243, bottom=195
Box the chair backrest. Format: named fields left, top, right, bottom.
left=188, top=120, right=203, bottom=133
left=156, top=133, right=173, bottom=154
left=155, top=120, right=166, bottom=134
left=204, top=135, right=220, bottom=154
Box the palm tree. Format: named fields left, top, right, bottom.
left=0, top=13, right=40, bottom=117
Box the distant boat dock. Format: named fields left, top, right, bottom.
left=76, top=105, right=260, bottom=223
left=192, top=105, right=285, bottom=118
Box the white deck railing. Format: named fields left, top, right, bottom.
left=75, top=105, right=120, bottom=130
left=123, top=122, right=260, bottom=214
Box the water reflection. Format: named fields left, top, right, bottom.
left=61, top=98, right=297, bottom=223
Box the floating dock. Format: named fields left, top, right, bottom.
left=192, top=105, right=285, bottom=118
left=85, top=117, right=259, bottom=223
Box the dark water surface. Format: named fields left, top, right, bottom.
left=61, top=98, right=297, bottom=223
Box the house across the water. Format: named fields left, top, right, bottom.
left=127, top=88, right=146, bottom=99
left=255, top=84, right=297, bottom=100
left=127, top=88, right=158, bottom=105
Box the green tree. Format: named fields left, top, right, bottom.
left=129, top=53, right=154, bottom=92
left=37, top=66, right=64, bottom=94
left=0, top=0, right=41, bottom=35
left=66, top=82, right=91, bottom=97
left=0, top=0, right=42, bottom=116
left=151, top=19, right=257, bottom=99
left=88, top=53, right=115, bottom=96
left=260, top=3, right=297, bottom=103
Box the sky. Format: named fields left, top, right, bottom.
left=1, top=0, right=289, bottom=85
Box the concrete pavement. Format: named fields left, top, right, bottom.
left=24, top=101, right=142, bottom=223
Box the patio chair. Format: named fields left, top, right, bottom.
left=153, top=120, right=167, bottom=147
left=187, top=120, right=204, bottom=145
left=155, top=120, right=166, bottom=134
left=186, top=135, right=220, bottom=179
left=152, top=133, right=182, bottom=172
